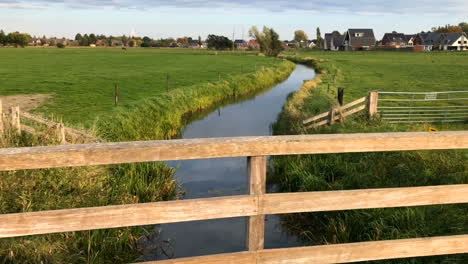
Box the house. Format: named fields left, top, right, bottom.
left=324, top=31, right=343, bottom=51
left=234, top=39, right=248, bottom=49
left=96, top=39, right=106, bottom=46
left=405, top=35, right=416, bottom=46
left=422, top=33, right=443, bottom=51
left=381, top=32, right=406, bottom=48
left=111, top=40, right=123, bottom=46
left=284, top=40, right=299, bottom=48
left=440, top=33, right=468, bottom=51
left=248, top=40, right=260, bottom=50
left=343, top=29, right=376, bottom=50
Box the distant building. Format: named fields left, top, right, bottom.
left=343, top=29, right=376, bottom=51
left=381, top=32, right=406, bottom=48
left=248, top=40, right=260, bottom=50
left=440, top=33, right=468, bottom=51
left=234, top=39, right=248, bottom=49
left=324, top=31, right=343, bottom=51
left=405, top=35, right=416, bottom=46
left=422, top=32, right=443, bottom=51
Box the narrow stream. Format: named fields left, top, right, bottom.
left=144, top=64, right=316, bottom=260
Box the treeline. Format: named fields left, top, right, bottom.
left=74, top=33, right=140, bottom=47
left=432, top=22, right=468, bottom=34
left=0, top=30, right=31, bottom=47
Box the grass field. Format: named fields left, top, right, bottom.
left=272, top=52, right=468, bottom=264
left=0, top=48, right=281, bottom=124
left=290, top=51, right=468, bottom=102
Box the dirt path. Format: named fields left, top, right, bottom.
left=0, top=94, right=52, bottom=112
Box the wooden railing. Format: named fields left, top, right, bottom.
left=303, top=91, right=378, bottom=129
left=1, top=131, right=468, bottom=263
left=0, top=100, right=102, bottom=143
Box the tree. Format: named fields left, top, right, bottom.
left=294, top=30, right=308, bottom=47
left=122, top=35, right=128, bottom=46
left=7, top=32, right=30, bottom=47
left=0, top=30, right=6, bottom=46
left=141, top=36, right=152, bottom=47
left=249, top=26, right=284, bottom=56
left=206, top=35, right=233, bottom=50
left=316, top=27, right=323, bottom=49
left=432, top=24, right=463, bottom=33
left=198, top=36, right=202, bottom=46
left=89, top=33, right=97, bottom=44
left=460, top=22, right=468, bottom=35
left=75, top=33, right=82, bottom=41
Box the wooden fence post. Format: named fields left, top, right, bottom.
left=338, top=88, right=345, bottom=106
left=368, top=91, right=379, bottom=118
left=246, top=156, right=266, bottom=251
left=57, top=123, right=66, bottom=144
left=10, top=106, right=20, bottom=134
left=328, top=107, right=336, bottom=125
left=114, top=84, right=119, bottom=106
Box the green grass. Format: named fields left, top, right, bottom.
left=0, top=48, right=280, bottom=125
left=272, top=53, right=468, bottom=264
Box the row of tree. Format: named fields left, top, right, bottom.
left=432, top=22, right=468, bottom=35
left=0, top=30, right=31, bottom=47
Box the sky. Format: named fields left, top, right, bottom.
left=0, top=0, right=467, bottom=40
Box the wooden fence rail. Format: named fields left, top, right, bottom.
left=0, top=100, right=102, bottom=143
left=303, top=91, right=377, bottom=129
left=0, top=131, right=467, bottom=263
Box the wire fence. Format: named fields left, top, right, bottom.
left=378, top=91, right=468, bottom=124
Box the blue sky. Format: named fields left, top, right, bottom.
left=1, top=0, right=467, bottom=40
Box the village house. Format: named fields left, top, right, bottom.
left=439, top=33, right=468, bottom=51
left=248, top=40, right=260, bottom=50
left=343, top=29, right=376, bottom=50
left=324, top=31, right=343, bottom=51
left=405, top=35, right=416, bottom=46
left=234, top=39, right=248, bottom=49
left=381, top=32, right=406, bottom=48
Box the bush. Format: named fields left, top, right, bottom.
left=56, top=43, right=65, bottom=48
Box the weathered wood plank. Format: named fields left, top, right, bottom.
left=303, top=97, right=367, bottom=125
left=0, top=131, right=466, bottom=171
left=303, top=111, right=329, bottom=124
left=261, top=185, right=468, bottom=215
left=339, top=104, right=367, bottom=119
left=21, top=124, right=36, bottom=135
left=137, top=252, right=255, bottom=264
left=0, top=195, right=257, bottom=238
left=368, top=91, right=379, bottom=118
left=340, top=96, right=367, bottom=111
left=136, top=235, right=468, bottom=264
left=258, top=235, right=468, bottom=264
left=246, top=156, right=266, bottom=251
left=21, top=111, right=57, bottom=127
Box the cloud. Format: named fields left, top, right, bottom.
left=0, top=0, right=467, bottom=14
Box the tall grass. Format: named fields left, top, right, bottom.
left=271, top=56, right=468, bottom=264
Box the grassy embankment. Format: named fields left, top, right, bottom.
left=0, top=48, right=295, bottom=263
left=272, top=52, right=468, bottom=264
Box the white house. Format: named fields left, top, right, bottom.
left=441, top=33, right=468, bottom=51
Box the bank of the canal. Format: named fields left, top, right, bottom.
left=142, top=64, right=316, bottom=260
